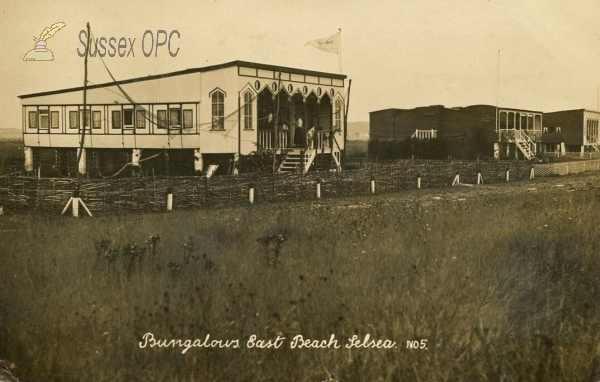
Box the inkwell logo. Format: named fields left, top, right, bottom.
left=23, top=22, right=66, bottom=61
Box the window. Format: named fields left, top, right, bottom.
left=51, top=111, right=59, bottom=129
left=39, top=111, right=49, bottom=129
left=157, top=110, right=167, bottom=129
left=543, top=126, right=548, bottom=133
left=555, top=126, right=561, bottom=133
left=123, top=110, right=134, bottom=128
left=136, top=110, right=146, bottom=129
left=29, top=111, right=38, bottom=128
left=69, top=111, right=78, bottom=129
left=169, top=109, right=181, bottom=127
left=183, top=110, right=193, bottom=129
left=211, top=91, right=225, bottom=130
left=334, top=99, right=342, bottom=129
left=93, top=111, right=101, bottom=129
left=80, top=110, right=91, bottom=128
left=244, top=91, right=253, bottom=130
left=112, top=110, right=121, bottom=129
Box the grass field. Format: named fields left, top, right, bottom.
left=0, top=172, right=599, bottom=381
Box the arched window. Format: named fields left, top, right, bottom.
left=334, top=98, right=343, bottom=130
left=211, top=90, right=225, bottom=130
left=244, top=90, right=253, bottom=130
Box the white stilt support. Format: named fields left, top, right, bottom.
left=61, top=190, right=93, bottom=217
left=505, top=168, right=510, bottom=182
left=370, top=176, right=375, bottom=194
left=248, top=184, right=255, bottom=204
left=132, top=149, right=141, bottom=175
left=233, top=153, right=239, bottom=176
left=166, top=187, right=173, bottom=211
left=452, top=173, right=460, bottom=186
left=477, top=171, right=483, bottom=185
left=194, top=149, right=203, bottom=174
left=24, top=147, right=33, bottom=172
left=417, top=175, right=421, bottom=189
left=77, top=148, right=87, bottom=175
left=493, top=143, right=500, bottom=160
left=529, top=167, right=535, bottom=180
left=316, top=179, right=321, bottom=199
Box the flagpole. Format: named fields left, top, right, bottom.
left=338, top=28, right=342, bottom=73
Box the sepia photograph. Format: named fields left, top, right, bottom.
left=0, top=1, right=599, bottom=381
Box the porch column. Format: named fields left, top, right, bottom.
left=581, top=145, right=585, bottom=157
left=194, top=149, right=203, bottom=174
left=493, top=143, right=500, bottom=159
left=24, top=147, right=34, bottom=172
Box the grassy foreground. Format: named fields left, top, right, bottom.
left=0, top=179, right=599, bottom=381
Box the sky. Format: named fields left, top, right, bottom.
left=1, top=0, right=600, bottom=130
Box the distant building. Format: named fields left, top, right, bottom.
left=542, top=109, right=600, bottom=154
left=19, top=61, right=346, bottom=176
left=369, top=104, right=543, bottom=160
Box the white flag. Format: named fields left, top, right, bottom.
left=305, top=31, right=340, bottom=55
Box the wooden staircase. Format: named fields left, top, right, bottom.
left=277, top=149, right=316, bottom=173
left=514, top=130, right=536, bottom=160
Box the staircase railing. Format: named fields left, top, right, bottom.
left=331, top=134, right=342, bottom=171
left=411, top=129, right=437, bottom=139
left=514, top=129, right=536, bottom=159
left=303, top=148, right=316, bottom=173
left=314, top=131, right=333, bottom=150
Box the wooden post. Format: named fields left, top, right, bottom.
left=316, top=178, right=321, bottom=199
left=248, top=183, right=255, bottom=204
left=477, top=170, right=483, bottom=185
left=505, top=168, right=510, bottom=182
left=370, top=175, right=375, bottom=194
left=417, top=174, right=421, bottom=189
left=166, top=187, right=173, bottom=211
left=529, top=166, right=535, bottom=180
left=72, top=194, right=79, bottom=217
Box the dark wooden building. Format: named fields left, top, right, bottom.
left=369, top=104, right=543, bottom=160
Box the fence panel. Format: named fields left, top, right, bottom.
left=2, top=159, right=600, bottom=215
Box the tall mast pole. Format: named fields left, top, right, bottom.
left=338, top=28, right=342, bottom=74
left=77, top=22, right=90, bottom=181
left=495, top=50, right=500, bottom=133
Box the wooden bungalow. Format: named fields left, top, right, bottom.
left=19, top=61, right=346, bottom=177
left=542, top=109, right=600, bottom=155
left=369, top=104, right=543, bottom=160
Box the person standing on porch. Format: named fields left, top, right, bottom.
left=294, top=114, right=303, bottom=146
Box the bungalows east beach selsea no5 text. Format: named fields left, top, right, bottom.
left=18, top=60, right=600, bottom=177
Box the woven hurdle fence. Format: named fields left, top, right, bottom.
left=1, top=159, right=599, bottom=215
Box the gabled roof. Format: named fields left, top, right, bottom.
left=19, top=60, right=346, bottom=99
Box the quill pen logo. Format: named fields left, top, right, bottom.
left=23, top=22, right=66, bottom=61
